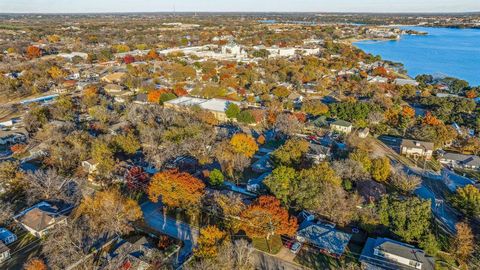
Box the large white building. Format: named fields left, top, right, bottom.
left=164, top=96, right=241, bottom=122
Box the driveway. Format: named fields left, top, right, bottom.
left=141, top=202, right=199, bottom=266
left=253, top=249, right=306, bottom=270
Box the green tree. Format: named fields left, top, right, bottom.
left=160, top=93, right=177, bottom=104
left=379, top=196, right=432, bottom=242
left=272, top=138, right=309, bottom=167
left=349, top=149, right=372, bottom=172
left=237, top=111, right=256, bottom=124
left=301, top=100, right=329, bottom=116
left=91, top=140, right=115, bottom=175
left=115, top=132, right=141, bottom=155
left=225, top=103, right=241, bottom=119
left=451, top=185, right=480, bottom=218
left=370, top=157, right=391, bottom=182
left=264, top=166, right=296, bottom=205
left=209, top=169, right=225, bottom=186
left=419, top=233, right=439, bottom=256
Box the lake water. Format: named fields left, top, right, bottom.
left=354, top=26, right=480, bottom=86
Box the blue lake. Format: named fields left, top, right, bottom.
left=354, top=26, right=480, bottom=86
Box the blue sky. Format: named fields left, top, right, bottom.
left=1, top=0, right=479, bottom=13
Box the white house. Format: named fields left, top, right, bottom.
left=82, top=159, right=99, bottom=174
left=330, top=120, right=353, bottom=134
left=0, top=242, right=9, bottom=264
left=360, top=237, right=434, bottom=270
left=400, top=139, right=434, bottom=160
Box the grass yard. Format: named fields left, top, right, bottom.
left=252, top=235, right=283, bottom=254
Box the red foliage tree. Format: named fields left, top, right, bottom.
left=126, top=166, right=149, bottom=192
left=123, top=55, right=135, bottom=64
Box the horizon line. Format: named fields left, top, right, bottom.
left=1, top=11, right=480, bottom=15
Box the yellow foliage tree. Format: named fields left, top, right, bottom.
left=48, top=66, right=66, bottom=80
left=194, top=225, right=226, bottom=259
left=229, top=133, right=258, bottom=158
left=75, top=189, right=142, bottom=235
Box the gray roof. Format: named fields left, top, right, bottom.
left=297, top=221, right=352, bottom=256
left=360, top=237, right=435, bottom=270
left=331, top=119, right=352, bottom=128
left=442, top=152, right=480, bottom=167
left=401, top=139, right=434, bottom=151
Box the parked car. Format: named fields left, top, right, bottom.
left=290, top=242, right=302, bottom=254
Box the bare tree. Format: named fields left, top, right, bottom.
left=332, top=159, right=370, bottom=182
left=314, top=184, right=363, bottom=226
left=186, top=240, right=254, bottom=270
left=274, top=113, right=302, bottom=138
left=25, top=169, right=83, bottom=204
left=0, top=203, right=14, bottom=225
left=42, top=222, right=92, bottom=270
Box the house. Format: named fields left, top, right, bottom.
left=438, top=152, right=480, bottom=170
left=400, top=139, right=434, bottom=160
left=358, top=128, right=370, bottom=138
left=134, top=93, right=148, bottom=104
left=394, top=78, right=419, bottom=87
left=101, top=72, right=126, bottom=84
left=0, top=228, right=17, bottom=245
left=368, top=76, right=389, bottom=84
left=0, top=242, right=9, bottom=263
left=330, top=120, right=353, bottom=134
left=359, top=237, right=434, bottom=270
left=102, top=237, right=155, bottom=270
left=296, top=220, right=352, bottom=258
left=14, top=202, right=68, bottom=237
left=247, top=172, right=271, bottom=193
left=0, top=129, right=28, bottom=145
left=82, top=159, right=98, bottom=174
left=164, top=96, right=241, bottom=122
left=103, top=84, right=124, bottom=93
left=306, top=143, right=331, bottom=163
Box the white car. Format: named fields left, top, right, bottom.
left=290, top=242, right=302, bottom=254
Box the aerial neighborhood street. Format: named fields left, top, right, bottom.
left=0, top=2, right=480, bottom=270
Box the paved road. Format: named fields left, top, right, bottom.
left=141, top=202, right=198, bottom=266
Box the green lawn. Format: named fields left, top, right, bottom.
left=252, top=235, right=283, bottom=254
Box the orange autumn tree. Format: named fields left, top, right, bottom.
left=24, top=258, right=47, bottom=270
left=240, top=196, right=298, bottom=240
left=147, top=89, right=168, bottom=103
left=229, top=133, right=258, bottom=158
left=26, top=45, right=42, bottom=59
left=423, top=112, right=441, bottom=126
left=148, top=170, right=205, bottom=208
left=401, top=105, right=415, bottom=119
left=465, top=90, right=477, bottom=99
left=194, top=225, right=226, bottom=259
